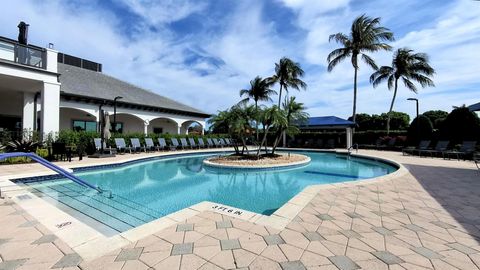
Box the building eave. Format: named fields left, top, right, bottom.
left=60, top=93, right=211, bottom=118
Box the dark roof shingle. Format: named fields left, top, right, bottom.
left=58, top=63, right=209, bottom=117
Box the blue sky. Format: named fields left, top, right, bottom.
left=1, top=0, right=479, bottom=121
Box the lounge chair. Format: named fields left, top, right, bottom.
left=130, top=138, right=146, bottom=153
left=158, top=138, right=170, bottom=151
left=474, top=153, right=479, bottom=170
left=94, top=138, right=115, bottom=154
left=170, top=138, right=181, bottom=150
left=443, top=141, right=477, bottom=160
left=402, top=140, right=430, bottom=156
left=197, top=138, right=206, bottom=148
left=224, top=138, right=232, bottom=146
left=219, top=138, right=228, bottom=147
left=206, top=138, right=215, bottom=148
left=417, top=140, right=449, bottom=157
left=213, top=138, right=223, bottom=148
left=180, top=138, right=190, bottom=149
left=114, top=138, right=133, bottom=154
left=377, top=138, right=396, bottom=151
left=145, top=138, right=160, bottom=151
left=188, top=138, right=199, bottom=149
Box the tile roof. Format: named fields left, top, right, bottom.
left=58, top=63, right=210, bottom=117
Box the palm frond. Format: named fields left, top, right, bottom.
left=402, top=77, right=418, bottom=93
left=361, top=54, right=378, bottom=70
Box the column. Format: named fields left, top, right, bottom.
left=346, top=127, right=352, bottom=149
left=22, top=92, right=35, bottom=131
left=177, top=125, right=181, bottom=135
left=144, top=120, right=149, bottom=135
left=41, top=82, right=61, bottom=137
left=45, top=48, right=58, bottom=73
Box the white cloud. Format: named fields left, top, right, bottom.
left=0, top=0, right=478, bottom=122
left=118, top=0, right=207, bottom=25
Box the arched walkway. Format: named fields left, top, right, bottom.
left=59, top=107, right=97, bottom=132
left=148, top=117, right=178, bottom=134
left=109, top=113, right=144, bottom=133
left=180, top=120, right=204, bottom=135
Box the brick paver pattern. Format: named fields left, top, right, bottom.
left=1, top=150, right=480, bottom=269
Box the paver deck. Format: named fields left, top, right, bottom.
left=1, top=149, right=479, bottom=269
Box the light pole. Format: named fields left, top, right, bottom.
left=113, top=96, right=123, bottom=133
left=407, top=98, right=419, bottom=118
left=407, top=98, right=419, bottom=144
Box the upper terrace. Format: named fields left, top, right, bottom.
left=0, top=36, right=47, bottom=70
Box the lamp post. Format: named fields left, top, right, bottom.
left=113, top=96, right=123, bottom=133
left=407, top=98, right=419, bottom=118
left=407, top=98, right=419, bottom=144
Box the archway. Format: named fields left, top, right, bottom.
left=180, top=120, right=204, bottom=135
left=148, top=117, right=178, bottom=134
left=59, top=107, right=97, bottom=131
left=108, top=113, right=144, bottom=133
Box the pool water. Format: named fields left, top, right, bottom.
left=19, top=151, right=396, bottom=233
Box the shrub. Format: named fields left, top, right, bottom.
left=439, top=107, right=480, bottom=144
left=407, top=115, right=433, bottom=145
left=423, top=110, right=448, bottom=130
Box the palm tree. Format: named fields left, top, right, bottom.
left=327, top=14, right=394, bottom=124
left=239, top=76, right=277, bottom=140
left=270, top=57, right=307, bottom=107
left=257, top=106, right=287, bottom=156
left=370, top=48, right=435, bottom=134
left=271, top=97, right=309, bottom=154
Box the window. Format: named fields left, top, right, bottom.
left=73, top=120, right=97, bottom=132
left=111, top=122, right=124, bottom=133
left=153, top=127, right=163, bottom=134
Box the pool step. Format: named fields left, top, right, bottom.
left=25, top=181, right=161, bottom=232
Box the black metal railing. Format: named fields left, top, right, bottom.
left=0, top=37, right=46, bottom=69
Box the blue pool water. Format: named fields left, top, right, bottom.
left=18, top=151, right=396, bottom=233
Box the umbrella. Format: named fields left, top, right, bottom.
left=103, top=112, right=112, bottom=141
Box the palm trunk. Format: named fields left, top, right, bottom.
left=386, top=79, right=399, bottom=135
left=257, top=127, right=270, bottom=157
left=352, top=66, right=358, bottom=124
left=277, top=84, right=283, bottom=107
left=271, top=129, right=283, bottom=155
left=255, top=102, right=259, bottom=141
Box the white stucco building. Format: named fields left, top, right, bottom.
left=0, top=36, right=209, bottom=137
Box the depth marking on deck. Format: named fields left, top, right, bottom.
left=211, top=205, right=243, bottom=216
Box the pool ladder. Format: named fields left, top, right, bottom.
left=347, top=144, right=359, bottom=158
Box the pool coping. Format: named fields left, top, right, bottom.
left=0, top=147, right=408, bottom=261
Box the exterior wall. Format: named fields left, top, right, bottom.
left=59, top=100, right=206, bottom=134
left=0, top=90, right=22, bottom=116
left=59, top=107, right=97, bottom=130
left=110, top=114, right=144, bottom=133
left=148, top=118, right=178, bottom=134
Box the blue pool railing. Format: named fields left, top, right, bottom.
left=0, top=152, right=105, bottom=194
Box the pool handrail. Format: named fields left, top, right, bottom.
left=0, top=152, right=103, bottom=193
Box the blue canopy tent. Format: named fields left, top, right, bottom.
left=296, top=116, right=356, bottom=149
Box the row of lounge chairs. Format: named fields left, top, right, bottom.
left=94, top=137, right=234, bottom=154
left=402, top=140, right=477, bottom=160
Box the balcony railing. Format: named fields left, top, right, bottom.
left=0, top=37, right=46, bottom=69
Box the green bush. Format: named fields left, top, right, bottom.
left=56, top=130, right=99, bottom=155
left=407, top=115, right=433, bottom=146
left=349, top=112, right=410, bottom=131
left=439, top=107, right=480, bottom=144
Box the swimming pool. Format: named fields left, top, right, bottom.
left=16, top=151, right=397, bottom=234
